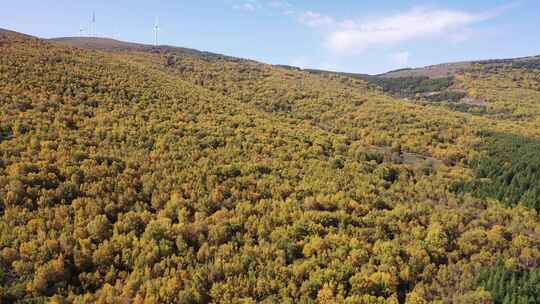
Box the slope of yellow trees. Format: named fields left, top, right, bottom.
left=0, top=31, right=539, bottom=303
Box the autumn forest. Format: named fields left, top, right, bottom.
left=0, top=29, right=540, bottom=303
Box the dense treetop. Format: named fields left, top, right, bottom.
left=0, top=31, right=539, bottom=303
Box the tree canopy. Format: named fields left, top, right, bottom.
left=0, top=31, right=539, bottom=303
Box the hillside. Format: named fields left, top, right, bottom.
left=380, top=62, right=473, bottom=79
left=50, top=36, right=540, bottom=80
left=380, top=56, right=540, bottom=78
left=1, top=30, right=540, bottom=303
left=50, top=37, right=540, bottom=111
left=49, top=37, right=244, bottom=63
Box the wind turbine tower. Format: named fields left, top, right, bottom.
left=153, top=17, right=160, bottom=46
left=91, top=12, right=96, bottom=37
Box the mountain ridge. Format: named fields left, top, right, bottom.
left=48, top=36, right=247, bottom=64
left=47, top=33, right=540, bottom=78
left=1, top=25, right=538, bottom=78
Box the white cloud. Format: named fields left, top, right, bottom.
left=389, top=51, right=410, bottom=66
left=299, top=11, right=335, bottom=28
left=283, top=10, right=294, bottom=16
left=232, top=0, right=294, bottom=14
left=329, top=8, right=483, bottom=53
left=448, top=27, right=475, bottom=44
left=233, top=2, right=257, bottom=12
left=268, top=0, right=291, bottom=9
left=298, top=5, right=514, bottom=54
left=269, top=0, right=294, bottom=15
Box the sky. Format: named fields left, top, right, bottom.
left=1, top=0, right=539, bottom=74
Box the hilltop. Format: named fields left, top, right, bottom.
left=50, top=35, right=540, bottom=79
left=49, top=36, right=244, bottom=63
left=1, top=29, right=540, bottom=303
left=380, top=55, right=540, bottom=78
left=0, top=27, right=35, bottom=38
left=49, top=35, right=540, bottom=109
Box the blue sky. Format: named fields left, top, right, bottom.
left=1, top=0, right=539, bottom=74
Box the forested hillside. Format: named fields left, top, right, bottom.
left=1, top=30, right=539, bottom=303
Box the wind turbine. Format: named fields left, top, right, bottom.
left=79, top=25, right=86, bottom=37
left=153, top=17, right=160, bottom=46
left=91, top=12, right=96, bottom=37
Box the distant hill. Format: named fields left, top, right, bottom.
left=0, top=27, right=35, bottom=38
left=49, top=35, right=540, bottom=79
left=0, top=27, right=21, bottom=34
left=379, top=61, right=473, bottom=79
left=49, top=36, right=245, bottom=63
left=302, top=56, right=540, bottom=80
left=379, top=55, right=540, bottom=79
